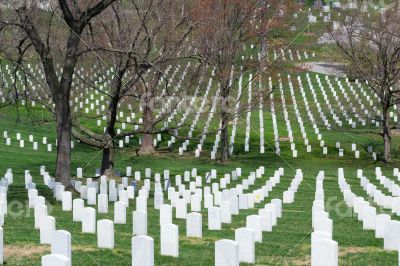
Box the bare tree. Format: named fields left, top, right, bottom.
left=0, top=0, right=116, bottom=186
left=330, top=9, right=400, bottom=162
left=189, top=0, right=286, bottom=164
left=70, top=0, right=198, bottom=175
left=190, top=0, right=255, bottom=164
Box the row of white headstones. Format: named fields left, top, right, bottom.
left=0, top=58, right=192, bottom=150
left=270, top=48, right=316, bottom=61
left=312, top=171, right=338, bottom=266
left=2, top=59, right=393, bottom=161
left=310, top=167, right=400, bottom=266
left=6, top=165, right=400, bottom=265
left=0, top=50, right=390, bottom=154
left=339, top=167, right=400, bottom=260
left=179, top=62, right=385, bottom=159
left=359, top=168, right=400, bottom=213
left=269, top=72, right=380, bottom=160
left=0, top=169, right=12, bottom=264
left=22, top=165, right=308, bottom=265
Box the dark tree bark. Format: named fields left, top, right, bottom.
left=220, top=77, right=231, bottom=164
left=70, top=0, right=194, bottom=164
left=139, top=101, right=156, bottom=155
left=55, top=94, right=72, bottom=186
left=100, top=66, right=125, bottom=175
left=101, top=142, right=115, bottom=176
left=220, top=107, right=230, bottom=164
left=382, top=104, right=392, bottom=162
left=11, top=1, right=116, bottom=186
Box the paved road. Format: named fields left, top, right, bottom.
left=298, top=61, right=346, bottom=76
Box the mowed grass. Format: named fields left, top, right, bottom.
left=0, top=95, right=399, bottom=265
left=0, top=16, right=399, bottom=263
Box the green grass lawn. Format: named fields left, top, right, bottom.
left=1, top=11, right=400, bottom=264
left=0, top=93, right=399, bottom=265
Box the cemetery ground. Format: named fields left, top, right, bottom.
left=1, top=8, right=400, bottom=265
left=1, top=86, right=399, bottom=265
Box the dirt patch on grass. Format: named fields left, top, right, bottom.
left=181, top=237, right=217, bottom=245
left=278, top=246, right=382, bottom=265
left=288, top=255, right=311, bottom=265
left=279, top=137, right=290, bottom=142
left=72, top=245, right=97, bottom=252
left=391, top=129, right=400, bottom=137
left=339, top=246, right=382, bottom=256
left=4, top=244, right=97, bottom=260
left=5, top=244, right=50, bottom=258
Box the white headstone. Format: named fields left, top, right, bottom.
left=114, top=201, right=127, bottom=224
left=160, top=204, right=172, bottom=225
left=375, top=214, right=390, bottom=238
left=235, top=227, right=255, bottom=263
left=208, top=206, right=221, bottom=230
left=132, top=235, right=154, bottom=266
left=51, top=230, right=71, bottom=259
left=133, top=210, right=148, bottom=235
left=246, top=215, right=262, bottom=243
left=186, top=212, right=202, bottom=238
left=220, top=201, right=232, bottom=224
left=40, top=216, right=56, bottom=244
left=73, top=199, right=84, bottom=222
left=42, top=254, right=71, bottom=266
left=82, top=207, right=96, bottom=233
left=311, top=239, right=338, bottom=266
left=87, top=187, right=97, bottom=205
left=176, top=198, right=187, bottom=219
left=98, top=194, right=108, bottom=214
left=97, top=219, right=114, bottom=249
left=61, top=191, right=72, bottom=211
left=0, top=227, right=2, bottom=264
left=136, top=196, right=147, bottom=212
left=215, top=239, right=239, bottom=266
left=160, top=223, right=179, bottom=257
left=384, top=220, right=400, bottom=250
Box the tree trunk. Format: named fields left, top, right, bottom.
left=397, top=103, right=400, bottom=127
left=140, top=133, right=155, bottom=155
left=220, top=111, right=229, bottom=164
left=101, top=83, right=120, bottom=176
left=55, top=96, right=72, bottom=187
left=139, top=103, right=156, bottom=155
left=382, top=106, right=392, bottom=162
left=101, top=142, right=115, bottom=177
left=220, top=84, right=230, bottom=164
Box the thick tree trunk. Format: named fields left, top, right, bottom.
left=140, top=133, right=155, bottom=155
left=139, top=103, right=156, bottom=155
left=220, top=84, right=230, bottom=164
left=100, top=84, right=120, bottom=176
left=101, top=142, right=115, bottom=176
left=382, top=107, right=392, bottom=162
left=16, top=1, right=116, bottom=188
left=220, top=111, right=229, bottom=164
left=55, top=96, right=72, bottom=187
